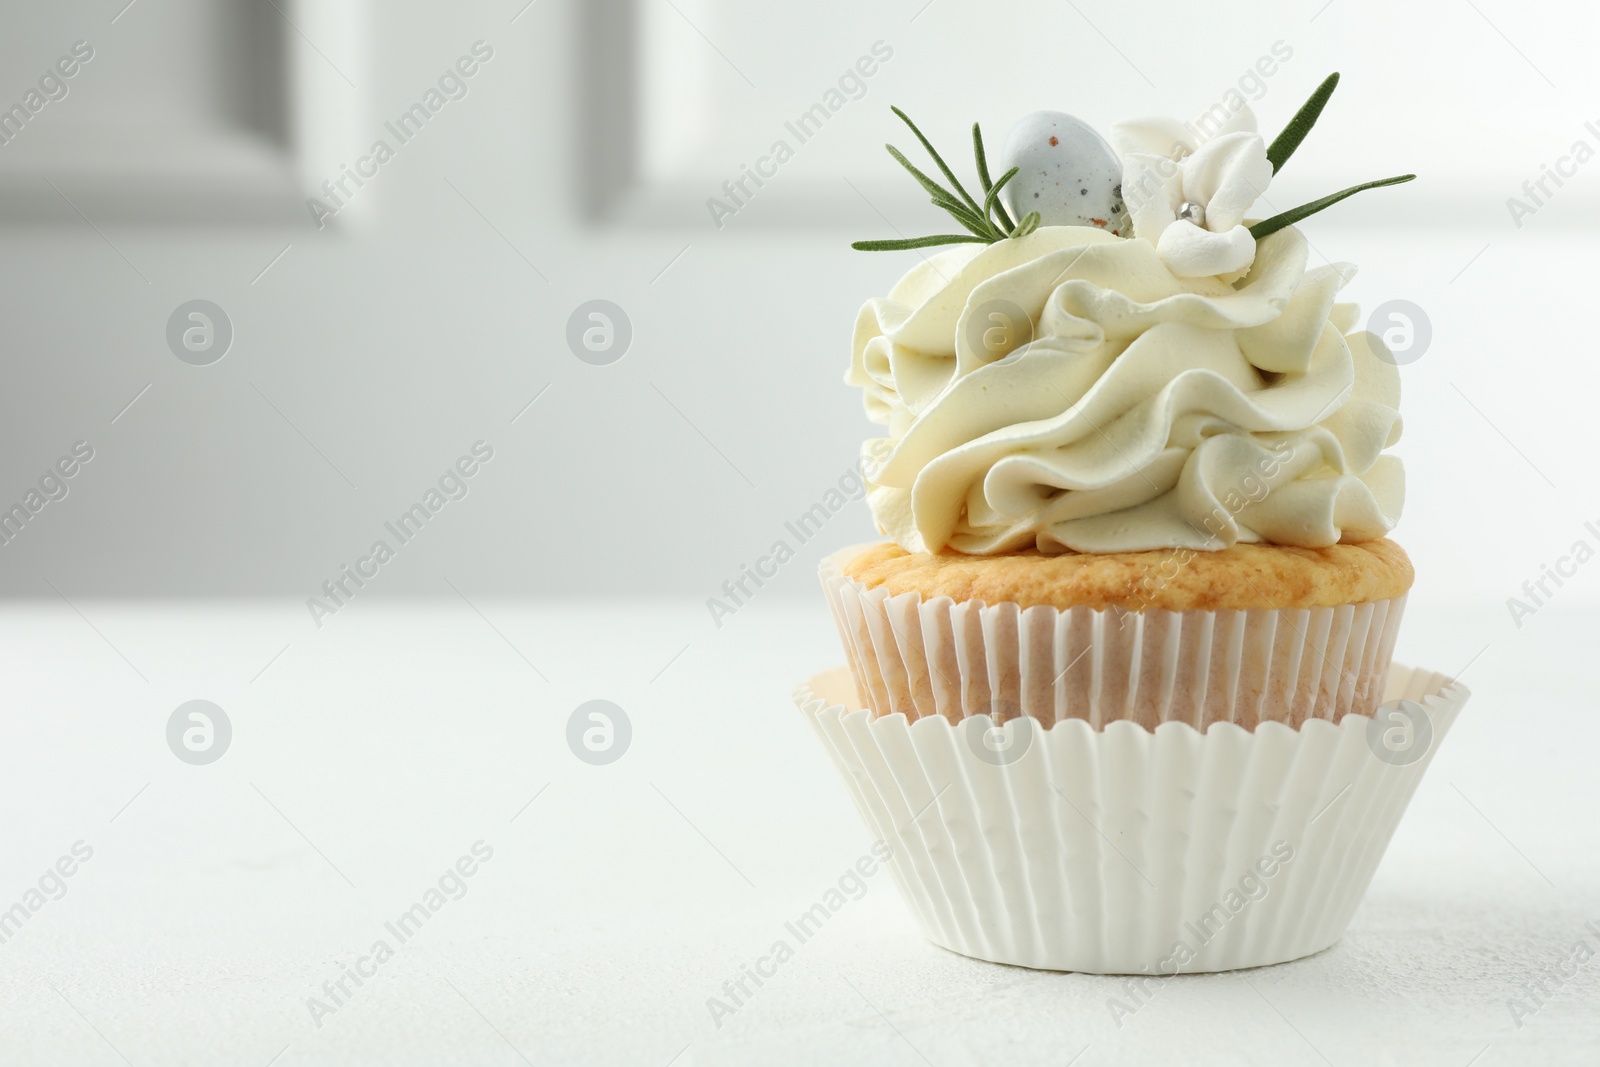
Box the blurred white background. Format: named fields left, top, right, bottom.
left=3, top=2, right=1598, bottom=1065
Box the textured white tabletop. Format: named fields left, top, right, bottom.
left=0, top=595, right=1594, bottom=1066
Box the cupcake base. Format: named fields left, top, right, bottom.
left=795, top=662, right=1468, bottom=974
left=823, top=544, right=1407, bottom=729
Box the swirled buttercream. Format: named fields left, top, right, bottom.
left=847, top=225, right=1403, bottom=554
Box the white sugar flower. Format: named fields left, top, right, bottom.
left=1112, top=107, right=1272, bottom=279
left=1111, top=104, right=1259, bottom=162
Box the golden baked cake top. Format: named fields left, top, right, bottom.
left=843, top=539, right=1413, bottom=612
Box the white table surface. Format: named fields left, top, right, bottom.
left=0, top=594, right=1595, bottom=1066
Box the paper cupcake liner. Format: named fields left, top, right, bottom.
left=796, top=662, right=1467, bottom=974
left=822, top=544, right=1406, bottom=729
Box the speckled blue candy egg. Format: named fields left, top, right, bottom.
left=998, top=112, right=1127, bottom=235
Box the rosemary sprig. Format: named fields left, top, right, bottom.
left=982, top=167, right=1019, bottom=230
left=1249, top=174, right=1415, bottom=240
left=1247, top=73, right=1414, bottom=237
left=852, top=109, right=1039, bottom=252
left=892, top=106, right=984, bottom=217
left=853, top=235, right=992, bottom=251
left=887, top=145, right=960, bottom=208
left=1267, top=72, right=1339, bottom=173
left=942, top=202, right=995, bottom=239
left=973, top=122, right=1016, bottom=231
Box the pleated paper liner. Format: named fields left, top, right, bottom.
left=822, top=544, right=1406, bottom=729
left=796, top=662, right=1468, bottom=974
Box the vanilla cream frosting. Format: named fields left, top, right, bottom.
left=847, top=224, right=1403, bottom=554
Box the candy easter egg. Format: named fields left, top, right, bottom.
left=998, top=112, right=1127, bottom=234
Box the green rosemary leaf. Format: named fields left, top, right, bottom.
left=1009, top=211, right=1041, bottom=239
left=887, top=144, right=962, bottom=208
left=939, top=200, right=996, bottom=239
left=983, top=167, right=1019, bottom=229
left=972, top=122, right=1016, bottom=232
left=972, top=123, right=994, bottom=192
left=1248, top=173, right=1415, bottom=240
left=1267, top=72, right=1339, bottom=173
left=938, top=193, right=995, bottom=233
left=893, top=106, right=985, bottom=215
left=855, top=110, right=1054, bottom=252
left=852, top=234, right=992, bottom=251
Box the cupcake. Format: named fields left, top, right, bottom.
left=798, top=75, right=1470, bottom=974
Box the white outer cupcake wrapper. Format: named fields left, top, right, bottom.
left=822, top=544, right=1406, bottom=728
left=796, top=663, right=1468, bottom=974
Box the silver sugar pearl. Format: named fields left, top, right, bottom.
left=1176, top=200, right=1206, bottom=228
